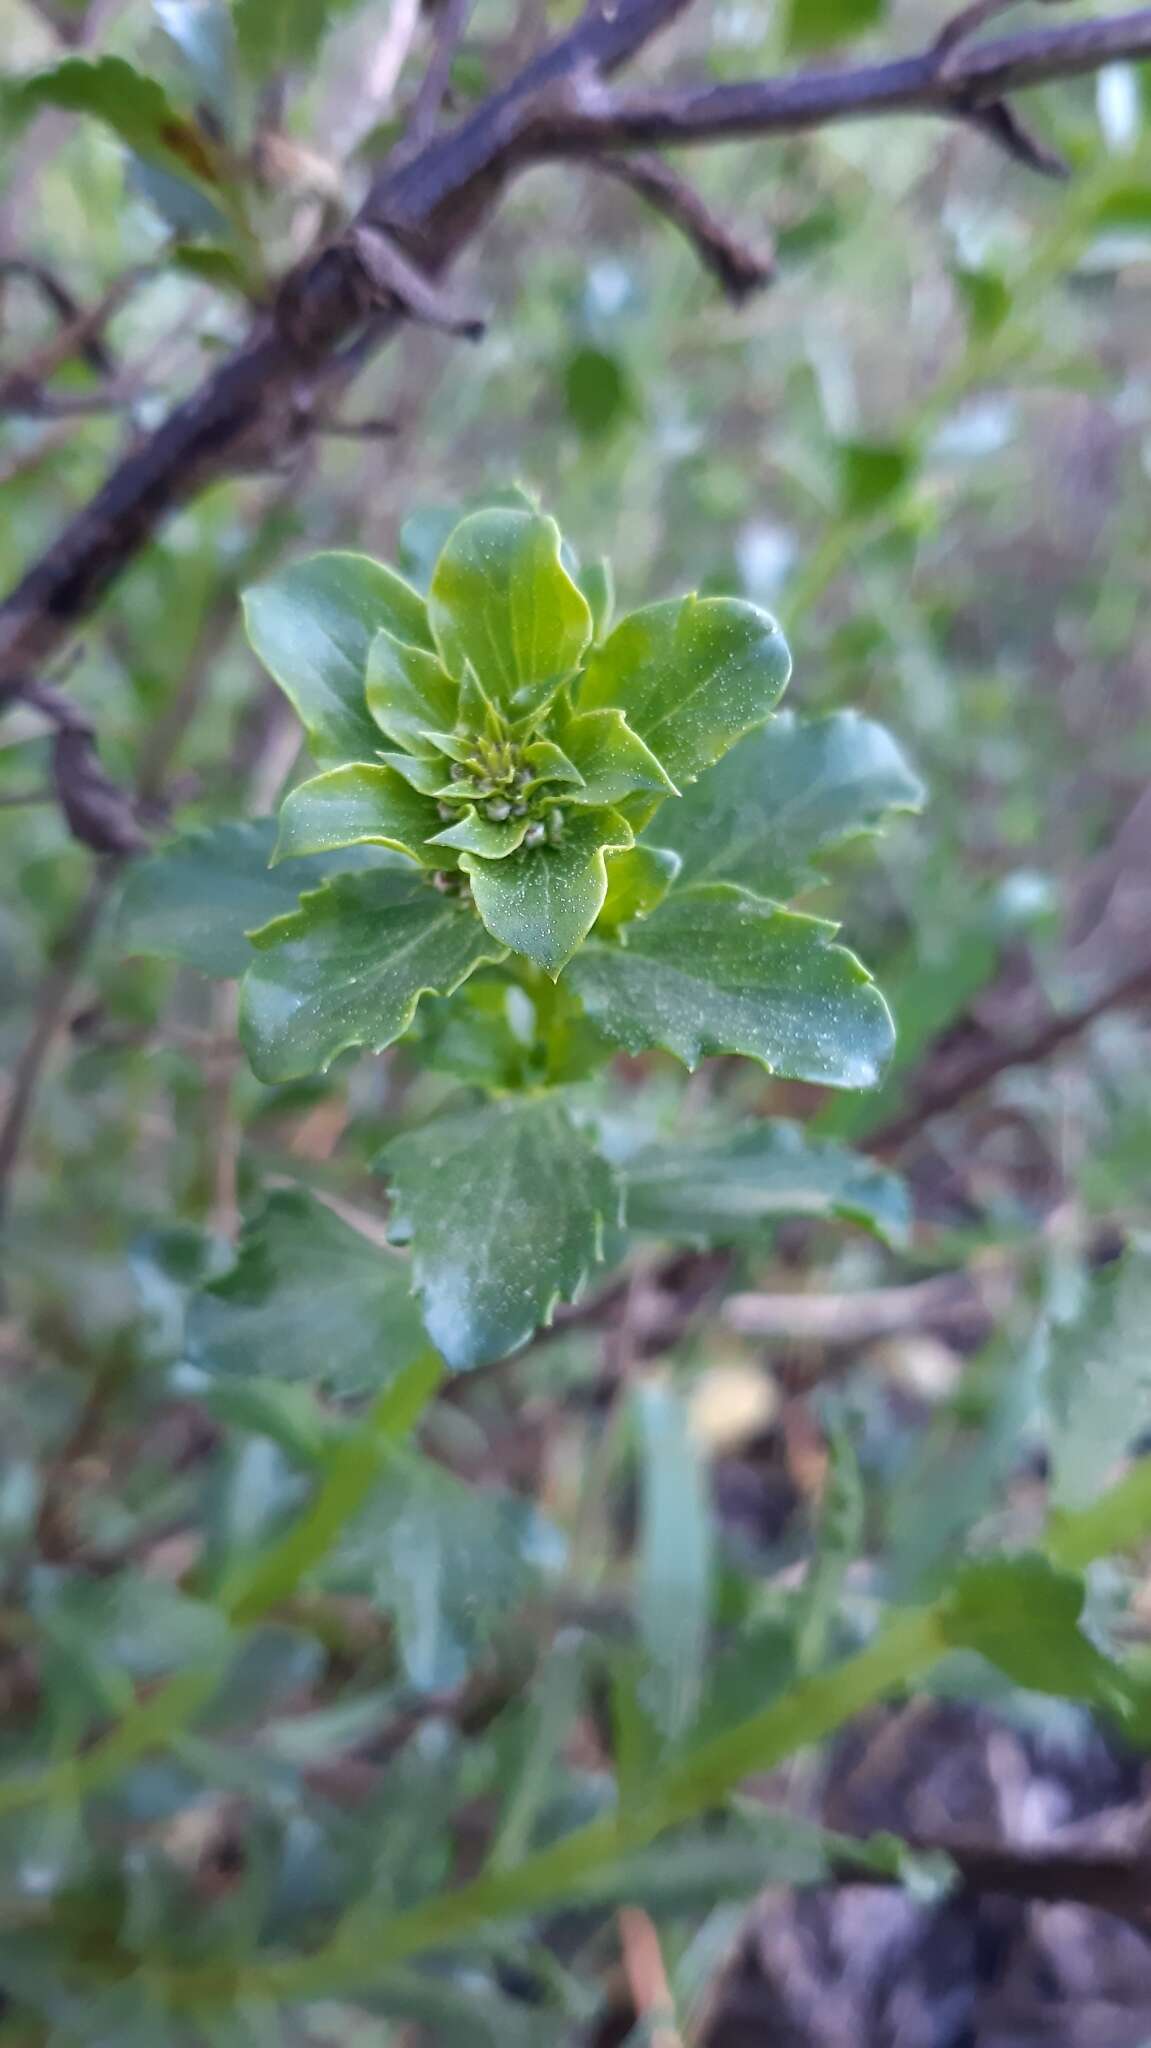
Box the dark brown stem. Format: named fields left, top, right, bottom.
left=592, top=153, right=775, bottom=300
left=869, top=957, right=1151, bottom=1153
left=0, top=866, right=120, bottom=1234
left=833, top=1832, right=1151, bottom=1936
left=0, top=0, right=1147, bottom=703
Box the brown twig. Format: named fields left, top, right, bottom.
left=0, top=263, right=153, bottom=416
left=722, top=1270, right=997, bottom=1345
left=869, top=957, right=1151, bottom=1154
left=22, top=678, right=145, bottom=856
left=0, top=865, right=120, bottom=1235
left=834, top=1831, right=1151, bottom=1937
left=0, top=496, right=299, bottom=1232
left=592, top=153, right=775, bottom=300
left=1, top=0, right=1148, bottom=707
left=0, top=258, right=116, bottom=377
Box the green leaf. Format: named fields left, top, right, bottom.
left=553, top=705, right=678, bottom=806
left=1047, top=1457, right=1151, bottom=1573
left=428, top=807, right=530, bottom=858
left=373, top=751, right=445, bottom=795
left=169, top=241, right=249, bottom=292
left=569, top=884, right=894, bottom=1087
left=579, top=556, right=615, bottom=642
left=522, top=737, right=585, bottom=787
left=365, top=629, right=458, bottom=752
left=233, top=0, right=365, bottom=75
left=188, top=1190, right=427, bottom=1397
left=595, top=845, right=681, bottom=934
left=240, top=869, right=506, bottom=1081
left=13, top=55, right=224, bottom=190
left=623, top=1119, right=910, bottom=1246
left=579, top=595, right=790, bottom=788
left=652, top=711, right=924, bottom=899
left=117, top=820, right=388, bottom=978
left=837, top=437, right=915, bottom=516
left=346, top=1454, right=547, bottom=1687
left=462, top=807, right=633, bottom=976
left=39, top=1572, right=229, bottom=1683
left=563, top=345, right=634, bottom=438
left=273, top=763, right=442, bottom=865
left=886, top=1328, right=1047, bottom=1604
left=379, top=1096, right=619, bottom=1368
left=243, top=553, right=431, bottom=767
left=785, top=0, right=886, bottom=54
left=634, top=1381, right=713, bottom=1743
left=941, top=1555, right=1126, bottom=1704
left=952, top=263, right=1012, bottom=340
left=1092, top=183, right=1151, bottom=229
left=428, top=509, right=592, bottom=714
left=1046, top=1251, right=1151, bottom=1511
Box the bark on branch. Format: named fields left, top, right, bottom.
left=0, top=0, right=1149, bottom=713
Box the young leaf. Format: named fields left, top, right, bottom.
left=554, top=705, right=678, bottom=806
left=428, top=808, right=530, bottom=858
left=462, top=806, right=634, bottom=976
left=365, top=630, right=458, bottom=752
left=428, top=509, right=592, bottom=714
left=578, top=595, right=791, bottom=788
left=623, top=1119, right=910, bottom=1246
left=569, top=884, right=895, bottom=1088
left=634, top=1380, right=713, bottom=1743
left=376, top=750, right=448, bottom=795
left=240, top=869, right=506, bottom=1081
left=1046, top=1250, right=1151, bottom=1511
left=596, top=845, right=681, bottom=934
left=378, top=1096, right=620, bottom=1368
left=243, top=553, right=431, bottom=766
left=117, top=820, right=389, bottom=978
left=652, top=711, right=925, bottom=899
left=272, top=763, right=442, bottom=865
left=188, top=1190, right=427, bottom=1397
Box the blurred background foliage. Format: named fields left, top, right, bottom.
left=6, top=0, right=1151, bottom=2041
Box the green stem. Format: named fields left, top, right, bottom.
left=219, top=1350, right=442, bottom=1626
left=0, top=1663, right=225, bottom=1820
left=224, top=1606, right=943, bottom=2002
left=0, top=1355, right=441, bottom=1820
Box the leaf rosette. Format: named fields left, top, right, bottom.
left=237, top=503, right=907, bottom=1090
